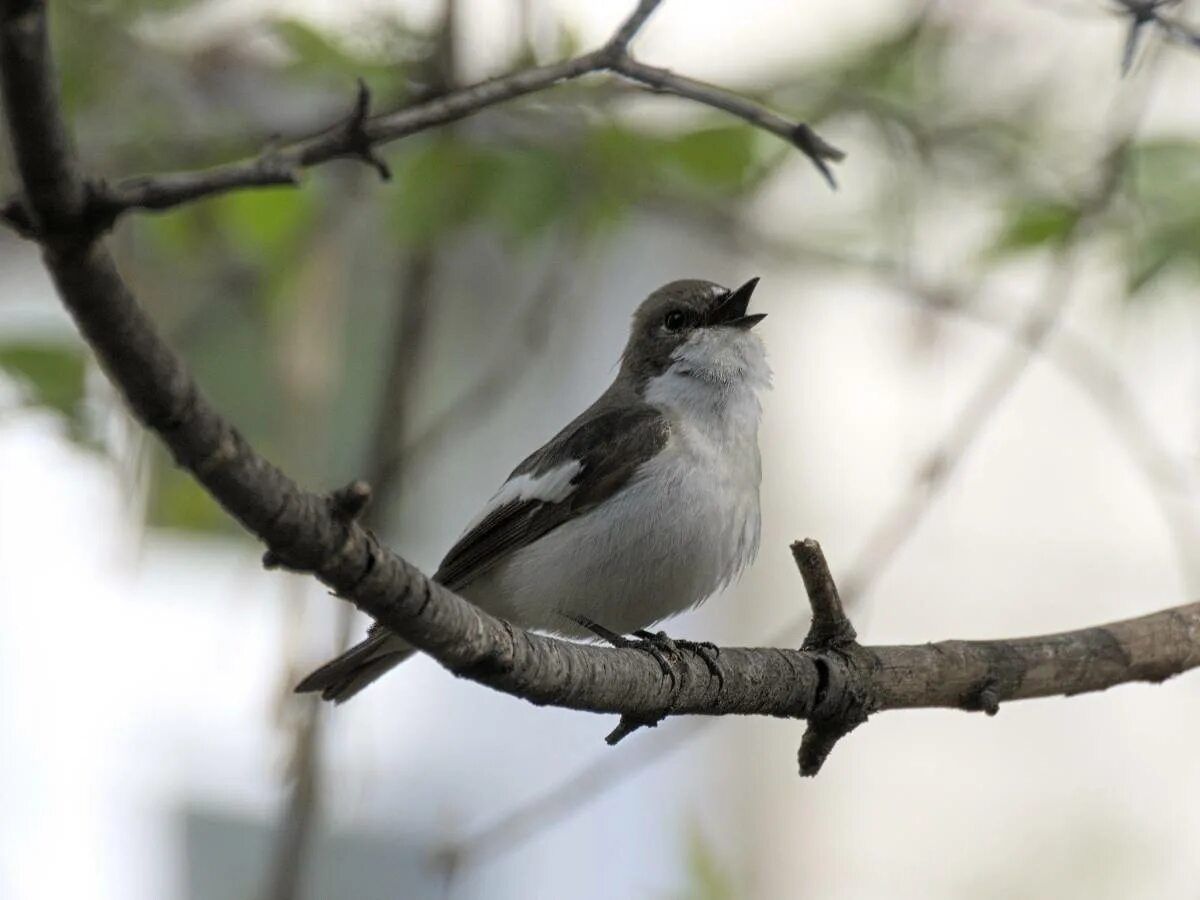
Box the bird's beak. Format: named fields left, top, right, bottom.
left=709, top=277, right=766, bottom=330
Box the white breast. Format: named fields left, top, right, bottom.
left=469, top=341, right=768, bottom=638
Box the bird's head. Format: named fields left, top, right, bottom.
left=621, top=278, right=769, bottom=392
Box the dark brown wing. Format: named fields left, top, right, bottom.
left=432, top=404, right=671, bottom=591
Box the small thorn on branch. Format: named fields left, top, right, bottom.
left=978, top=686, right=1000, bottom=716
left=798, top=705, right=868, bottom=777
left=344, top=78, right=392, bottom=181
left=605, top=712, right=664, bottom=746
left=965, top=680, right=1001, bottom=716
left=329, top=479, right=372, bottom=521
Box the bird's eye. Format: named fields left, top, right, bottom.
left=663, top=310, right=688, bottom=333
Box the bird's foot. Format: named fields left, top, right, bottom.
left=572, top=616, right=676, bottom=681
left=570, top=617, right=723, bottom=690
left=571, top=617, right=725, bottom=746
left=633, top=630, right=724, bottom=689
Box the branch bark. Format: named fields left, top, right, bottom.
left=1, top=0, right=1198, bottom=776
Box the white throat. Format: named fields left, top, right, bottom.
left=643, top=328, right=771, bottom=435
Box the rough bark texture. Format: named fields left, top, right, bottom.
left=1, top=0, right=1197, bottom=775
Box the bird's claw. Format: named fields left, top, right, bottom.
left=570, top=616, right=724, bottom=691
left=573, top=617, right=675, bottom=681
left=634, top=630, right=724, bottom=689
left=572, top=617, right=726, bottom=745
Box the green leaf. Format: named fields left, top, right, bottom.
left=388, top=138, right=502, bottom=245
left=274, top=19, right=362, bottom=74
left=145, top=188, right=318, bottom=265
left=482, top=148, right=576, bottom=241
left=214, top=189, right=318, bottom=260
left=146, top=462, right=237, bottom=535
left=1122, top=139, right=1200, bottom=298
left=990, top=200, right=1080, bottom=256
left=573, top=122, right=767, bottom=234
left=555, top=20, right=582, bottom=60
left=824, top=18, right=949, bottom=105
left=1126, top=217, right=1200, bottom=297
left=667, top=825, right=739, bottom=900
left=660, top=125, right=759, bottom=190
left=1127, top=139, right=1200, bottom=203
left=0, top=341, right=86, bottom=421
left=271, top=18, right=416, bottom=89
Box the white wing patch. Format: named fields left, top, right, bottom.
left=463, top=459, right=583, bottom=533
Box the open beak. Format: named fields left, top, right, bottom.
left=709, top=277, right=766, bottom=330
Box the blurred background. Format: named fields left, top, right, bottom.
left=2, top=1, right=1200, bottom=897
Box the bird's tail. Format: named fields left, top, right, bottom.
left=294, top=630, right=416, bottom=703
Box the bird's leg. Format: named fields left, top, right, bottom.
left=571, top=616, right=675, bottom=682
left=571, top=616, right=732, bottom=745
left=570, top=616, right=723, bottom=691
left=633, top=630, right=724, bottom=689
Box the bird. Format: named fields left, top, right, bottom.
left=296, top=277, right=770, bottom=702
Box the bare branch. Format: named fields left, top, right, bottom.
left=0, top=0, right=838, bottom=234
left=72, top=53, right=605, bottom=230
left=606, top=0, right=665, bottom=53
left=1114, top=0, right=1200, bottom=73
left=608, top=56, right=845, bottom=187
left=794, top=539, right=856, bottom=651
left=0, top=0, right=84, bottom=233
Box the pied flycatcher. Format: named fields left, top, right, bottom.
left=297, top=277, right=770, bottom=702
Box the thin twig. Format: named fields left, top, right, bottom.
left=1113, top=0, right=1200, bottom=73
left=607, top=0, right=665, bottom=52
left=0, top=0, right=838, bottom=234
left=608, top=56, right=845, bottom=187
left=794, top=539, right=856, bottom=650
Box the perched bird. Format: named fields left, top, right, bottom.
left=297, top=277, right=770, bottom=702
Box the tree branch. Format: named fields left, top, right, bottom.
left=607, top=56, right=845, bottom=187
left=1115, top=0, right=1200, bottom=73
left=1, top=0, right=1198, bottom=779
left=607, top=0, right=665, bottom=52
left=0, top=0, right=84, bottom=232
left=0, top=0, right=838, bottom=235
